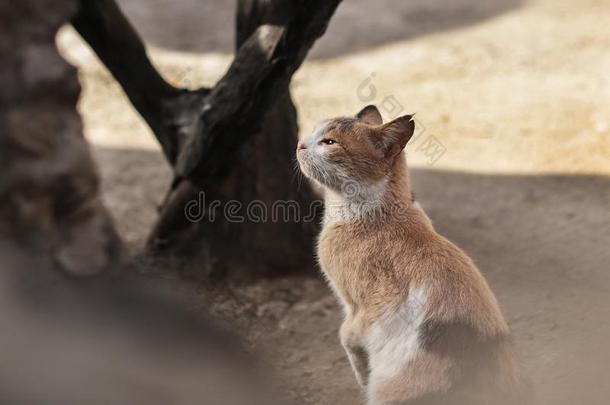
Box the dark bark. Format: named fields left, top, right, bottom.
left=145, top=0, right=339, bottom=278
left=174, top=0, right=341, bottom=181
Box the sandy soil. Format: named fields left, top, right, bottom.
left=57, top=0, right=610, bottom=404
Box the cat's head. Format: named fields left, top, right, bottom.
left=296, top=105, right=415, bottom=196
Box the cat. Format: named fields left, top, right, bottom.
left=296, top=105, right=527, bottom=405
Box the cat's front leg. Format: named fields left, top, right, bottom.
left=340, top=318, right=369, bottom=388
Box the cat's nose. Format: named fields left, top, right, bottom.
left=297, top=142, right=307, bottom=150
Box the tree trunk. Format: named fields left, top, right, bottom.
left=0, top=0, right=124, bottom=278
left=71, top=0, right=340, bottom=279
left=149, top=1, right=322, bottom=279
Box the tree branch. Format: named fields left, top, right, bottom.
left=71, top=0, right=184, bottom=163
left=72, top=0, right=340, bottom=179
left=174, top=0, right=342, bottom=183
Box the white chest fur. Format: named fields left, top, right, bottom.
left=323, top=178, right=389, bottom=225
left=366, top=286, right=428, bottom=378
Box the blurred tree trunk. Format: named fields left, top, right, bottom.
left=0, top=0, right=124, bottom=277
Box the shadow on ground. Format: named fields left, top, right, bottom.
left=117, top=0, right=522, bottom=58
left=94, top=145, right=610, bottom=405
left=413, top=169, right=610, bottom=405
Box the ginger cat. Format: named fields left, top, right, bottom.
left=296, top=106, right=526, bottom=405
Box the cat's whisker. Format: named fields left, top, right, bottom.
left=292, top=156, right=307, bottom=192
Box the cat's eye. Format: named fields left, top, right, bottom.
left=320, top=139, right=337, bottom=145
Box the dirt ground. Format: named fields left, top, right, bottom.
left=57, top=0, right=609, bottom=404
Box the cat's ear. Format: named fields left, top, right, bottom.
left=377, top=114, right=415, bottom=158
left=356, top=105, right=383, bottom=125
